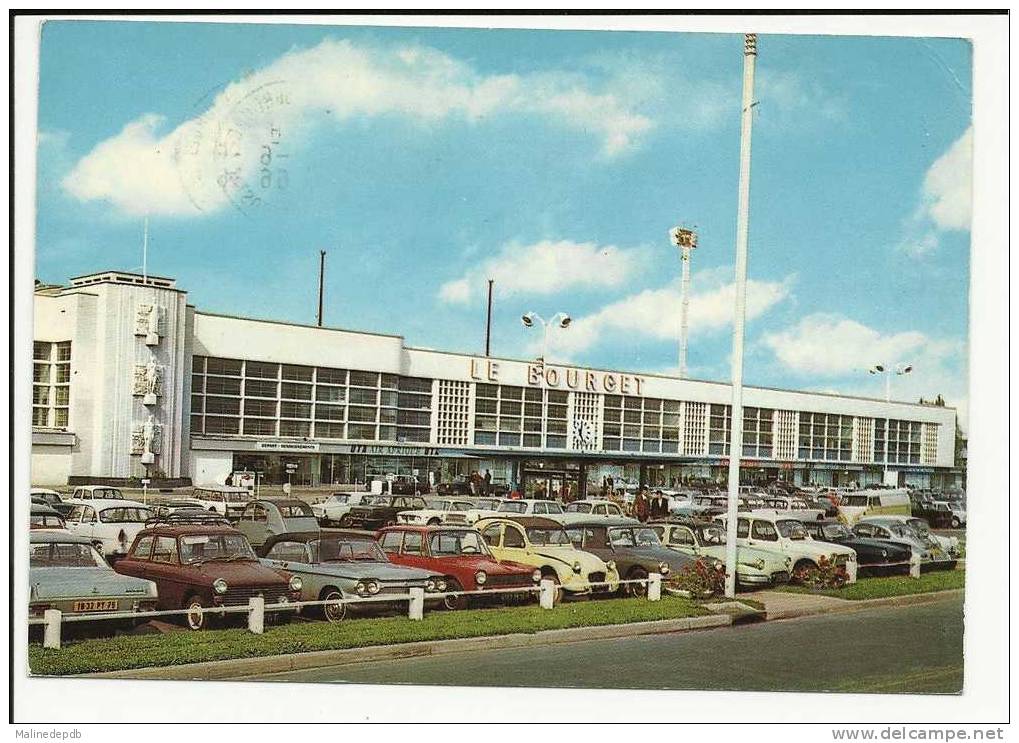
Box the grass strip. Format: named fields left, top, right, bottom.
left=29, top=595, right=708, bottom=677
left=777, top=568, right=964, bottom=600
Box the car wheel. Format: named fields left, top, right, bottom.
left=627, top=567, right=649, bottom=598
left=321, top=588, right=347, bottom=622
left=792, top=559, right=817, bottom=583
left=338, top=515, right=353, bottom=528
left=427, top=518, right=441, bottom=526
left=184, top=596, right=208, bottom=631
left=443, top=579, right=468, bottom=611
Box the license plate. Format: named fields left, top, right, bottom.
left=72, top=599, right=118, bottom=612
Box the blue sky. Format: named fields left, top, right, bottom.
left=35, top=21, right=972, bottom=424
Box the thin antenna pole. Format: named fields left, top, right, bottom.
left=485, top=279, right=494, bottom=356
left=142, top=217, right=149, bottom=283
left=317, top=250, right=326, bottom=327
left=723, top=32, right=758, bottom=599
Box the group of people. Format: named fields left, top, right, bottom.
left=631, top=488, right=671, bottom=523
left=466, top=469, right=494, bottom=496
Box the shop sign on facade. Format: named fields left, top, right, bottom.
left=467, top=357, right=646, bottom=396
left=256, top=441, right=320, bottom=452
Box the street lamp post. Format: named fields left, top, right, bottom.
left=669, top=227, right=698, bottom=379
left=521, top=311, right=571, bottom=367
left=723, top=33, right=759, bottom=599
left=869, top=363, right=913, bottom=485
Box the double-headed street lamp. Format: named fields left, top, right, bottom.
left=521, top=312, right=571, bottom=367
left=869, top=362, right=913, bottom=485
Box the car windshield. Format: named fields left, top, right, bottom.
left=526, top=528, right=572, bottom=546
left=843, top=495, right=869, bottom=507
left=99, top=507, right=152, bottom=523
left=425, top=499, right=450, bottom=510
left=743, top=498, right=765, bottom=508
left=776, top=520, right=808, bottom=540
left=566, top=503, right=592, bottom=514
left=313, top=537, right=385, bottom=563
left=821, top=524, right=851, bottom=540
left=179, top=533, right=256, bottom=564
left=364, top=496, right=391, bottom=506
left=328, top=494, right=351, bottom=504
left=429, top=531, right=490, bottom=556
left=31, top=514, right=65, bottom=528
left=87, top=488, right=123, bottom=499
left=476, top=499, right=499, bottom=510
left=906, top=519, right=931, bottom=535
left=633, top=528, right=661, bottom=546
left=225, top=491, right=249, bottom=503
left=31, top=541, right=108, bottom=568
left=699, top=524, right=727, bottom=546
left=497, top=502, right=527, bottom=514
left=279, top=503, right=314, bottom=518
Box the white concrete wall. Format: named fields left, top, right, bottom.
left=31, top=446, right=72, bottom=485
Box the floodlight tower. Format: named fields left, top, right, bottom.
left=670, top=226, right=698, bottom=379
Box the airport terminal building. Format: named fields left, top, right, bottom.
left=31, top=271, right=961, bottom=494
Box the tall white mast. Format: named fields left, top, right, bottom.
left=723, top=33, right=758, bottom=599
left=142, top=217, right=149, bottom=283
left=670, top=227, right=698, bottom=379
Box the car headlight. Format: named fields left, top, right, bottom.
left=426, top=579, right=436, bottom=592
left=355, top=581, right=368, bottom=595
left=744, top=558, right=765, bottom=570
left=289, top=575, right=303, bottom=592
left=531, top=569, right=542, bottom=583
left=475, top=570, right=487, bottom=585
left=367, top=580, right=380, bottom=595
left=572, top=561, right=582, bottom=574
left=437, top=579, right=448, bottom=592
left=213, top=578, right=228, bottom=595
left=658, top=561, right=671, bottom=576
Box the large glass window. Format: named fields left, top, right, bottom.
left=32, top=341, right=71, bottom=429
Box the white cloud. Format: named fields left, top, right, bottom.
left=899, top=126, right=972, bottom=255
left=61, top=39, right=654, bottom=217
left=438, top=239, right=645, bottom=304
left=545, top=269, right=794, bottom=357
left=763, top=313, right=968, bottom=430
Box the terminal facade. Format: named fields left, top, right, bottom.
left=32, top=271, right=961, bottom=494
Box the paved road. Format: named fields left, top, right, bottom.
left=255, top=594, right=963, bottom=693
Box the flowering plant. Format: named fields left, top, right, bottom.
left=671, top=557, right=726, bottom=596
left=792, top=555, right=849, bottom=590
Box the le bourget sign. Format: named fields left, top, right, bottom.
left=469, top=358, right=647, bottom=396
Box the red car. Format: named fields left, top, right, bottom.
left=377, top=525, right=539, bottom=610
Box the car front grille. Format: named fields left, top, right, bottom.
left=834, top=554, right=849, bottom=567
left=771, top=571, right=791, bottom=584
left=443, top=514, right=467, bottom=524
left=587, top=571, right=610, bottom=592
left=484, top=573, right=531, bottom=588
left=222, top=587, right=289, bottom=606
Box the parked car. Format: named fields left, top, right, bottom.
left=115, top=521, right=301, bottom=630
left=311, top=492, right=373, bottom=526
left=190, top=485, right=252, bottom=520
left=802, top=519, right=912, bottom=575
left=462, top=497, right=506, bottom=524
left=475, top=516, right=619, bottom=601
left=397, top=498, right=477, bottom=526
left=716, top=512, right=858, bottom=583
left=651, top=518, right=792, bottom=587
left=563, top=519, right=700, bottom=596
left=838, top=489, right=912, bottom=525
left=378, top=525, right=539, bottom=610
left=760, top=495, right=827, bottom=521
left=258, top=530, right=448, bottom=621
left=435, top=479, right=473, bottom=496
left=345, top=494, right=428, bottom=530
left=560, top=499, right=628, bottom=526
left=941, top=501, right=966, bottom=529
left=493, top=499, right=567, bottom=523
left=29, top=531, right=158, bottom=632
left=31, top=488, right=73, bottom=518
left=69, top=485, right=126, bottom=501
left=854, top=516, right=959, bottom=568
left=63, top=499, right=153, bottom=559
left=150, top=500, right=207, bottom=520
left=30, top=503, right=67, bottom=530
left=388, top=475, right=431, bottom=495
left=803, top=493, right=840, bottom=518
left=235, top=499, right=319, bottom=548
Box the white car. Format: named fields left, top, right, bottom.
left=494, top=499, right=566, bottom=523
left=63, top=498, right=154, bottom=559
left=560, top=499, right=629, bottom=526
left=397, top=498, right=477, bottom=526
left=463, top=497, right=507, bottom=525
left=758, top=495, right=826, bottom=521
left=717, top=512, right=858, bottom=583
left=862, top=515, right=961, bottom=558
left=191, top=485, right=253, bottom=520
left=311, top=492, right=373, bottom=526
left=69, top=485, right=126, bottom=501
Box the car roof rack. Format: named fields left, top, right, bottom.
left=144, top=511, right=233, bottom=527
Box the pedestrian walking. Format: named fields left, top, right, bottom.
left=635, top=489, right=650, bottom=522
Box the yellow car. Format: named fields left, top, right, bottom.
left=475, top=516, right=620, bottom=600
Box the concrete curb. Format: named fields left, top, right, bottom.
left=84, top=614, right=732, bottom=680
left=763, top=587, right=964, bottom=621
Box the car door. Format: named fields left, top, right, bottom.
left=498, top=523, right=530, bottom=562
left=667, top=525, right=698, bottom=557
left=237, top=503, right=272, bottom=547
left=398, top=531, right=429, bottom=571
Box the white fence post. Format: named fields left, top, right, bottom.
left=647, top=572, right=662, bottom=602
left=43, top=609, right=62, bottom=650
left=539, top=579, right=556, bottom=609
left=248, top=596, right=265, bottom=634
left=909, top=552, right=922, bottom=579
left=408, top=587, right=425, bottom=620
